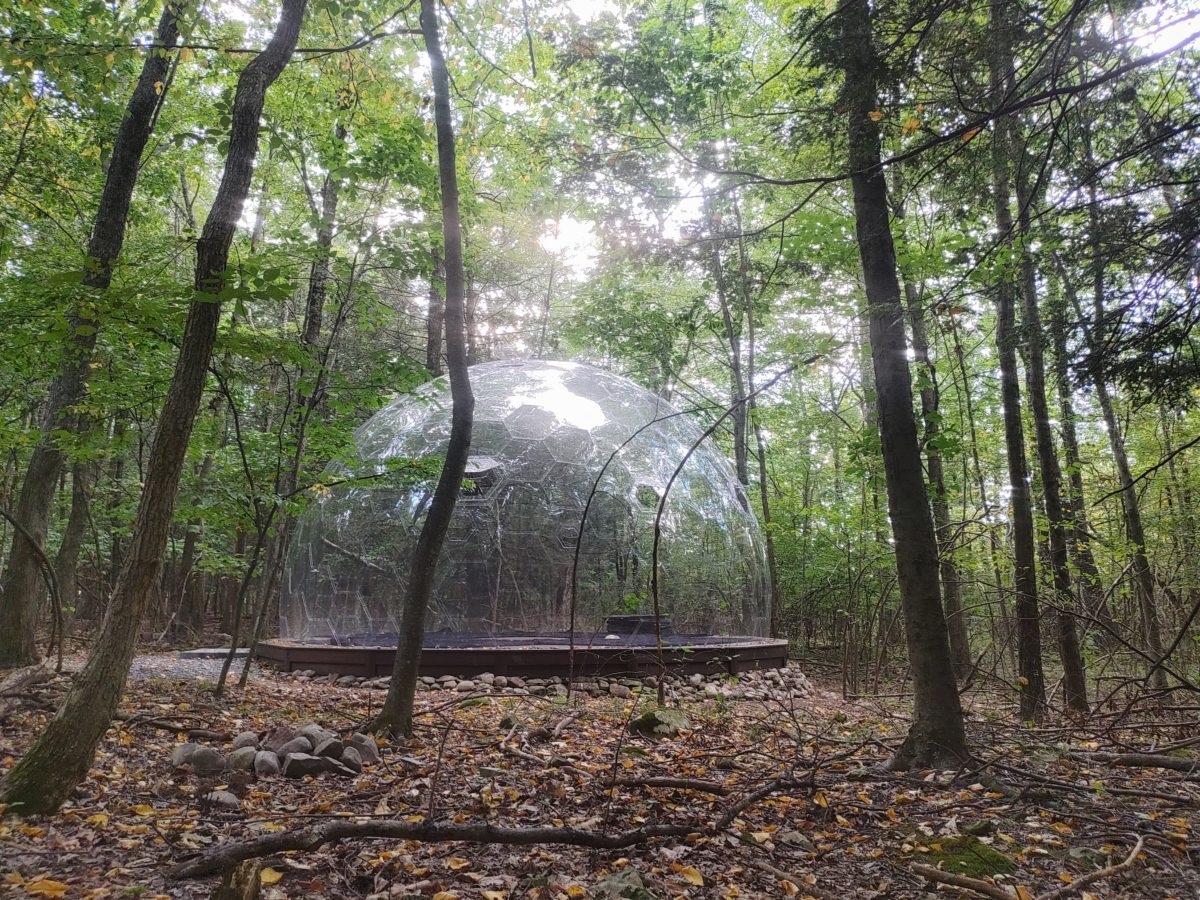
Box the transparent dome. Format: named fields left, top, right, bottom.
left=283, top=359, right=769, bottom=642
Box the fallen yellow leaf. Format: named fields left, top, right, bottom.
left=260, top=867, right=283, bottom=885
left=446, top=857, right=472, bottom=871
left=679, top=866, right=703, bottom=886
left=24, top=878, right=70, bottom=898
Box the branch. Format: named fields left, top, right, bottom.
left=1037, top=835, right=1144, bottom=900
left=910, top=863, right=1016, bottom=899
left=169, top=820, right=694, bottom=879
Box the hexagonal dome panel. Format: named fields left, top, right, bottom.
left=283, top=359, right=769, bottom=640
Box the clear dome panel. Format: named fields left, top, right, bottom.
left=283, top=359, right=769, bottom=641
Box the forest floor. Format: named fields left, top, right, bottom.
left=1, top=654, right=1198, bottom=899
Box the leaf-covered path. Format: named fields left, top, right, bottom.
left=2, top=662, right=1198, bottom=898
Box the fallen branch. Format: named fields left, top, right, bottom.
left=909, top=863, right=1016, bottom=899
left=1036, top=835, right=1145, bottom=900
left=1071, top=751, right=1200, bottom=775
left=746, top=857, right=838, bottom=900
left=169, top=819, right=695, bottom=879
left=0, top=663, right=49, bottom=719
left=612, top=776, right=730, bottom=796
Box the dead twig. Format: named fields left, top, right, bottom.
left=1036, top=834, right=1145, bottom=900
left=909, top=863, right=1016, bottom=899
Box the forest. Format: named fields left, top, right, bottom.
left=1, top=0, right=1199, bottom=896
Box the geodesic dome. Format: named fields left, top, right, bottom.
left=283, top=359, right=769, bottom=642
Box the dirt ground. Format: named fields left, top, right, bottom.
left=2, top=654, right=1198, bottom=898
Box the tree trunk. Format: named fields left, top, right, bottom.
left=52, top=463, right=92, bottom=621
left=893, top=168, right=971, bottom=678
left=372, top=0, right=474, bottom=738
left=0, top=0, right=306, bottom=815
left=839, top=0, right=968, bottom=768
left=988, top=0, right=1046, bottom=720
left=0, top=3, right=182, bottom=667
left=1012, top=145, right=1088, bottom=712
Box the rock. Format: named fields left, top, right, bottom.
left=204, top=789, right=241, bottom=810
left=254, top=751, right=281, bottom=776
left=314, top=737, right=345, bottom=760
left=688, top=673, right=704, bottom=687
left=336, top=675, right=357, bottom=687
left=350, top=733, right=381, bottom=764
left=231, top=731, right=259, bottom=751
left=170, top=742, right=200, bottom=768
left=277, top=736, right=314, bottom=758
left=190, top=746, right=227, bottom=776
left=420, top=676, right=437, bottom=686
left=477, top=672, right=495, bottom=685
left=492, top=675, right=508, bottom=689
left=262, top=725, right=296, bottom=753
left=610, top=683, right=634, bottom=699
left=630, top=707, right=690, bottom=738
left=455, top=680, right=477, bottom=692
left=704, top=683, right=721, bottom=698
left=298, top=723, right=334, bottom=745
left=228, top=746, right=258, bottom=771
left=508, top=688, right=529, bottom=696
left=282, top=752, right=331, bottom=778
left=340, top=746, right=363, bottom=773
left=507, top=676, right=525, bottom=688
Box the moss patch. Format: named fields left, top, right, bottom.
left=910, top=836, right=1016, bottom=879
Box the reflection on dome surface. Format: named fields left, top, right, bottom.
left=283, top=359, right=769, bottom=642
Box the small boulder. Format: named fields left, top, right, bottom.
left=228, top=746, right=258, bottom=771
left=277, top=736, right=313, bottom=758
left=314, top=737, right=345, bottom=760
left=455, top=680, right=477, bottom=692
left=253, top=750, right=281, bottom=777
left=282, top=752, right=330, bottom=778
left=335, top=675, right=357, bottom=687
left=190, top=746, right=227, bottom=776
left=350, top=733, right=380, bottom=764
left=476, top=672, right=495, bottom=685
left=507, top=676, right=526, bottom=688
left=231, top=731, right=259, bottom=751
left=262, top=725, right=296, bottom=753
left=610, top=683, right=634, bottom=700
left=170, top=742, right=200, bottom=768
left=298, top=723, right=334, bottom=745
left=340, top=746, right=363, bottom=773
left=203, top=789, right=241, bottom=809
left=630, top=707, right=690, bottom=738
left=492, top=675, right=508, bottom=689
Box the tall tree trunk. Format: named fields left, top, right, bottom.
left=1077, top=143, right=1168, bottom=688
left=0, top=0, right=306, bottom=815
left=0, top=3, right=182, bottom=667
left=988, top=0, right=1046, bottom=720
left=372, top=0, right=474, bottom=738
left=893, top=168, right=971, bottom=678
left=705, top=193, right=749, bottom=486
left=1012, top=145, right=1088, bottom=712
left=53, top=463, right=92, bottom=622
left=1046, top=277, right=1119, bottom=643
left=839, top=0, right=968, bottom=768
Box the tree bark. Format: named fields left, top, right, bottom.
left=1012, top=145, right=1088, bottom=712
left=0, top=0, right=307, bottom=815
left=0, top=3, right=182, bottom=667
left=426, top=249, right=444, bottom=375
left=372, top=0, right=474, bottom=738
left=988, top=0, right=1046, bottom=720
left=892, top=167, right=971, bottom=678
left=838, top=0, right=968, bottom=768
left=52, top=463, right=92, bottom=622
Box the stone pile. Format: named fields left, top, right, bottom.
left=282, top=665, right=814, bottom=702
left=170, top=721, right=381, bottom=782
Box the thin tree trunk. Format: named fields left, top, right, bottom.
left=839, top=0, right=968, bottom=768
left=893, top=168, right=971, bottom=678
left=0, top=3, right=182, bottom=667
left=989, top=0, right=1046, bottom=720
left=52, top=463, right=92, bottom=622
left=1047, top=276, right=1119, bottom=642
left=371, top=0, right=474, bottom=738
left=0, top=0, right=306, bottom=815
left=1012, top=142, right=1088, bottom=712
